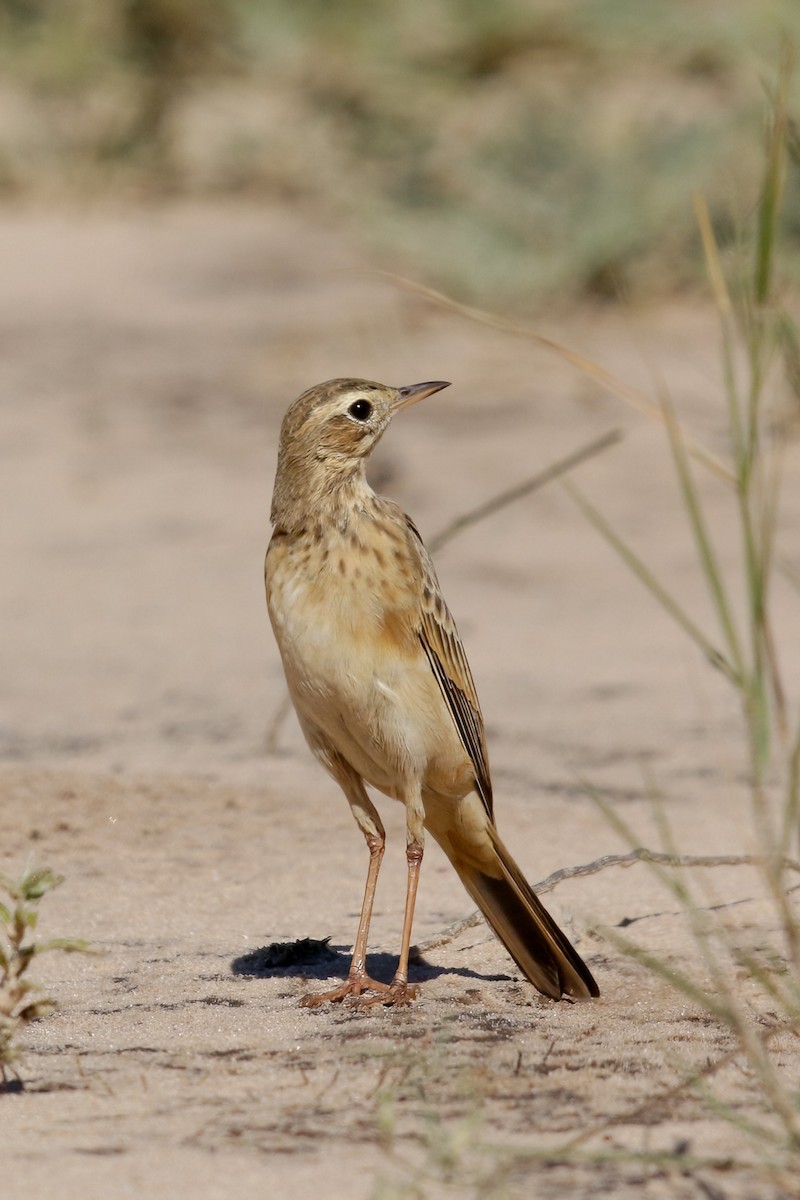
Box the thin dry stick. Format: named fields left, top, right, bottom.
left=563, top=1020, right=792, bottom=1153
left=380, top=266, right=800, bottom=603
left=374, top=271, right=734, bottom=483
left=428, top=428, right=623, bottom=554
left=412, top=849, right=800, bottom=958
left=265, top=692, right=294, bottom=754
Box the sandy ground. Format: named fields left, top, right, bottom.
left=1, top=202, right=799, bottom=1199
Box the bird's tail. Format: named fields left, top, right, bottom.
left=442, top=830, right=599, bottom=1001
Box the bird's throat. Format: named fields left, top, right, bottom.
left=271, top=452, right=372, bottom=534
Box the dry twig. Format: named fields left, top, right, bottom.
left=563, top=1020, right=794, bottom=1153
left=376, top=271, right=733, bottom=483
left=428, top=429, right=623, bottom=553
left=412, top=849, right=800, bottom=958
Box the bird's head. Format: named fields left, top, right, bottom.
left=271, top=377, right=450, bottom=527
left=278, top=377, right=449, bottom=462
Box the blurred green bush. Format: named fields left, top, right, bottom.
left=0, top=0, right=797, bottom=308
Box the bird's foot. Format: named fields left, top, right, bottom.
left=300, top=972, right=418, bottom=1009
left=351, top=979, right=418, bottom=1009
left=299, top=970, right=390, bottom=1009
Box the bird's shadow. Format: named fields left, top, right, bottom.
left=230, top=936, right=511, bottom=986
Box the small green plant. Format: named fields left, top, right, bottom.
left=0, top=866, right=89, bottom=1085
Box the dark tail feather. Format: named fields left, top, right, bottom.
left=450, top=834, right=599, bottom=1001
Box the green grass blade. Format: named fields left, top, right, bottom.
left=693, top=193, right=746, bottom=468
left=781, top=717, right=800, bottom=856
left=31, top=937, right=95, bottom=956
left=754, top=47, right=791, bottom=307
left=692, top=192, right=733, bottom=318
left=382, top=272, right=737, bottom=482
left=659, top=387, right=746, bottom=683
left=755, top=451, right=789, bottom=741
left=602, top=927, right=738, bottom=1025
left=561, top=477, right=739, bottom=685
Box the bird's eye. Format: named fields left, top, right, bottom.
left=347, top=399, right=373, bottom=422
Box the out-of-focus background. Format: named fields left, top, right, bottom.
left=3, top=7, right=800, bottom=1200
left=2, top=0, right=799, bottom=307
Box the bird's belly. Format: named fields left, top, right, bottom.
left=267, top=565, right=471, bottom=800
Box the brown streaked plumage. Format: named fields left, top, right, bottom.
left=265, top=377, right=599, bottom=1006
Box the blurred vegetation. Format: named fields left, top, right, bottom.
left=1, top=0, right=799, bottom=307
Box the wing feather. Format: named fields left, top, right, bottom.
left=405, top=517, right=493, bottom=817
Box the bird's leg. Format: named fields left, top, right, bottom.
left=357, top=784, right=424, bottom=1008
left=346, top=829, right=389, bottom=990
left=301, top=773, right=390, bottom=1007
left=396, top=839, right=424, bottom=988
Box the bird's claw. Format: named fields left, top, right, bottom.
left=300, top=974, right=417, bottom=1009
left=351, top=981, right=418, bottom=1009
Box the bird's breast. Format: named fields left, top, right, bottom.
left=265, top=523, right=470, bottom=795
left=266, top=525, right=420, bottom=714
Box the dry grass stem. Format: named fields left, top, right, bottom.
left=411, top=849, right=797, bottom=958
left=377, top=270, right=734, bottom=484
left=427, top=429, right=623, bottom=554
left=563, top=1021, right=790, bottom=1154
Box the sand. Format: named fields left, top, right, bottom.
left=1, top=202, right=798, bottom=1199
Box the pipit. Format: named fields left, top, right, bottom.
left=265, top=378, right=599, bottom=1007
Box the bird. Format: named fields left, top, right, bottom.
left=264, top=377, right=599, bottom=1007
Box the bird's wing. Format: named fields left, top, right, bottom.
left=406, top=517, right=494, bottom=818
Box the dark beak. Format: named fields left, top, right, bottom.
left=392, top=380, right=451, bottom=412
